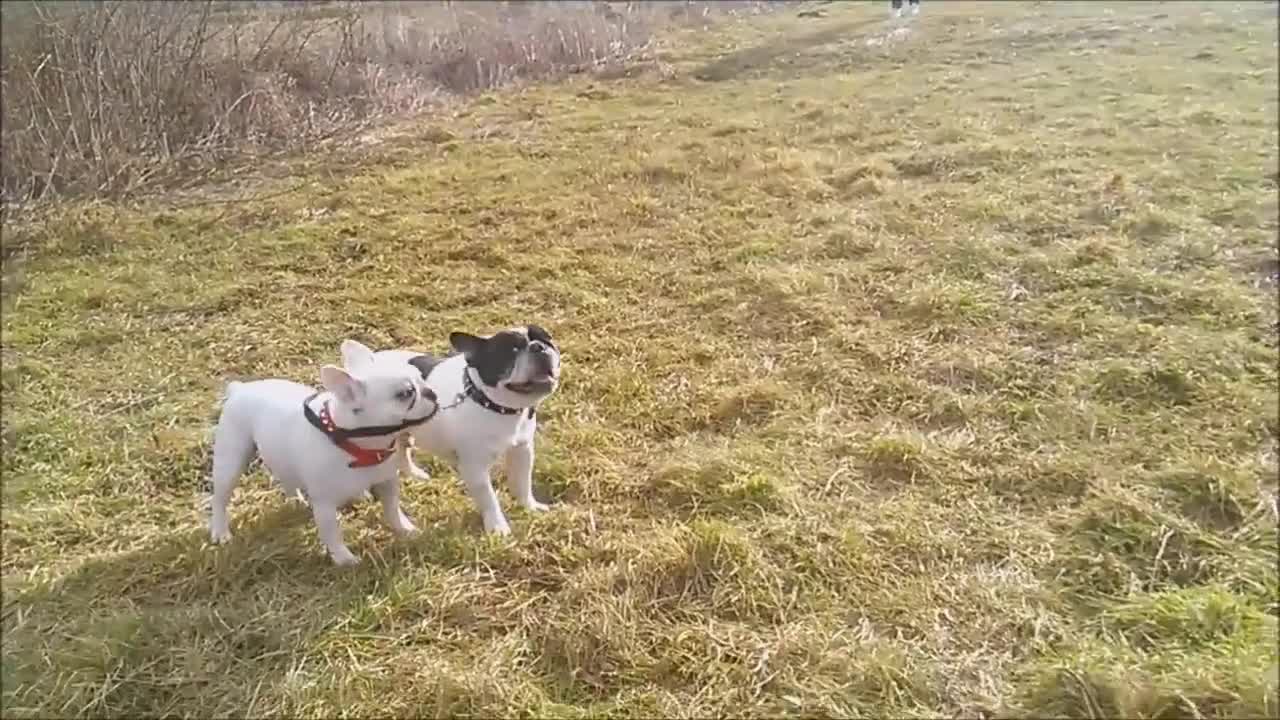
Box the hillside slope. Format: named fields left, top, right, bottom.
left=3, top=2, right=1277, bottom=717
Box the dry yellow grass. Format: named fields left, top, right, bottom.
left=2, top=1, right=1278, bottom=717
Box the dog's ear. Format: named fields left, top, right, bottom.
left=320, top=365, right=365, bottom=404
left=340, top=339, right=376, bottom=372
left=449, top=332, right=485, bottom=359
left=407, top=355, right=435, bottom=380
left=526, top=324, right=555, bottom=349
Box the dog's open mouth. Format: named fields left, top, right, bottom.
left=505, top=376, right=557, bottom=395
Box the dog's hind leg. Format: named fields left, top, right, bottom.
left=209, top=397, right=256, bottom=544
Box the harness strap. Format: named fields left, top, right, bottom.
left=302, top=393, right=414, bottom=468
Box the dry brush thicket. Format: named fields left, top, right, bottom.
left=0, top=0, right=771, bottom=203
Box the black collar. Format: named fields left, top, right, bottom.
left=463, top=369, right=535, bottom=419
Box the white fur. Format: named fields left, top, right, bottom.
left=208, top=341, right=437, bottom=565
left=375, top=343, right=557, bottom=536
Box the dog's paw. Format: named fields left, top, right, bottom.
left=522, top=499, right=551, bottom=513
left=483, top=517, right=512, bottom=536
left=406, top=464, right=431, bottom=480
left=330, top=548, right=361, bottom=566
left=210, top=526, right=232, bottom=544
left=392, top=518, right=419, bottom=536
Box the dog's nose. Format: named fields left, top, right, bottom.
left=421, top=386, right=437, bottom=402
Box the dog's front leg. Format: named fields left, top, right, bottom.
left=458, top=459, right=510, bottom=535
left=396, top=435, right=430, bottom=480
left=371, top=476, right=417, bottom=535
left=504, top=442, right=549, bottom=512
left=311, top=501, right=359, bottom=565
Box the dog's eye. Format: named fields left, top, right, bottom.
left=395, top=387, right=414, bottom=401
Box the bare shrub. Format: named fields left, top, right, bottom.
left=0, top=0, right=776, bottom=204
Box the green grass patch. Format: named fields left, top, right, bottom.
left=3, top=2, right=1278, bottom=717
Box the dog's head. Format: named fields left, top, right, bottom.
left=450, top=324, right=561, bottom=407
left=321, top=339, right=438, bottom=430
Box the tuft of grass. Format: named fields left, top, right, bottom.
left=650, top=443, right=788, bottom=515
left=862, top=433, right=930, bottom=481
left=3, top=2, right=1278, bottom=718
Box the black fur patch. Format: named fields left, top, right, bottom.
left=451, top=330, right=527, bottom=386
left=527, top=324, right=556, bottom=349
left=407, top=353, right=446, bottom=381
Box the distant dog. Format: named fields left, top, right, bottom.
left=365, top=324, right=561, bottom=535
left=892, top=0, right=920, bottom=18
left=208, top=340, right=439, bottom=565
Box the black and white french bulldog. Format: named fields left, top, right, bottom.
left=355, top=324, right=562, bottom=535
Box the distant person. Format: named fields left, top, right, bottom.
left=891, top=0, right=920, bottom=18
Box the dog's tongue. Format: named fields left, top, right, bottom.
left=509, top=375, right=555, bottom=393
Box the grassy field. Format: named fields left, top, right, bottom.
left=2, top=1, right=1278, bottom=717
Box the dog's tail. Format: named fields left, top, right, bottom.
left=211, top=379, right=245, bottom=424
left=205, top=380, right=246, bottom=476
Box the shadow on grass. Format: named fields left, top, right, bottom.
left=1, top=496, right=492, bottom=715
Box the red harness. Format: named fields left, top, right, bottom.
left=314, top=402, right=397, bottom=468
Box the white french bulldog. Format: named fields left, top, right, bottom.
left=208, top=340, right=440, bottom=565
left=359, top=324, right=561, bottom=535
